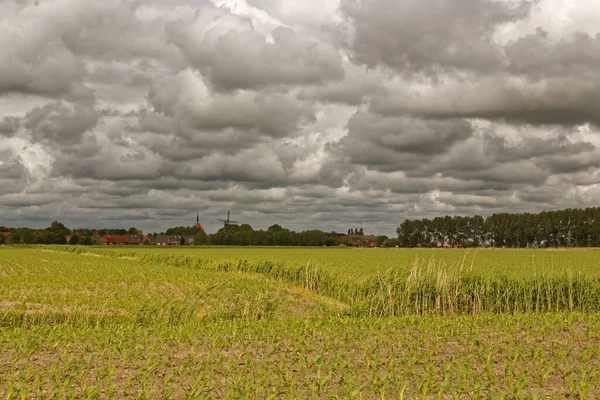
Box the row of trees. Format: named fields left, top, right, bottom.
left=191, top=226, right=398, bottom=247
left=207, top=224, right=338, bottom=247
left=0, top=223, right=144, bottom=245
left=165, top=226, right=202, bottom=236
left=0, top=222, right=356, bottom=247
left=396, top=208, right=600, bottom=248
left=0, top=222, right=72, bottom=245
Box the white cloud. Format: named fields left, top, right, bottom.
left=0, top=0, right=599, bottom=235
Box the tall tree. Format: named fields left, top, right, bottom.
left=9, top=231, right=20, bottom=244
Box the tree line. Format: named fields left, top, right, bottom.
left=0, top=222, right=72, bottom=245
left=0, top=222, right=354, bottom=247
left=396, top=207, right=600, bottom=248
left=0, top=224, right=143, bottom=245
left=195, top=224, right=340, bottom=246
left=6, top=207, right=598, bottom=248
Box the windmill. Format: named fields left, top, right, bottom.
left=218, top=210, right=239, bottom=228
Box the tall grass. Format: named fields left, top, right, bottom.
left=52, top=246, right=600, bottom=317
left=357, top=255, right=600, bottom=316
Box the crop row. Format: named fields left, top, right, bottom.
left=54, top=246, right=600, bottom=317
left=92, top=245, right=600, bottom=280
left=2, top=314, right=600, bottom=398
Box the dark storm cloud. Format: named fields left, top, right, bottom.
left=537, top=151, right=600, bottom=174
left=0, top=193, right=61, bottom=208
left=51, top=146, right=162, bottom=181
left=0, top=154, right=30, bottom=197
left=338, top=116, right=599, bottom=195
left=516, top=134, right=593, bottom=158
left=371, top=78, right=600, bottom=126
left=135, top=129, right=264, bottom=161
left=346, top=112, right=473, bottom=155
left=0, top=37, right=84, bottom=96
left=147, top=70, right=316, bottom=138
left=342, top=1, right=600, bottom=127
left=57, top=3, right=181, bottom=64
left=23, top=102, right=100, bottom=145
left=451, top=161, right=549, bottom=185
left=168, top=146, right=287, bottom=183
left=341, top=0, right=534, bottom=76
left=138, top=111, right=175, bottom=135
left=167, top=2, right=344, bottom=91
left=403, top=130, right=599, bottom=186
left=0, top=155, right=28, bottom=181
left=0, top=116, right=19, bottom=136
left=335, top=113, right=473, bottom=171
left=350, top=170, right=517, bottom=195
left=505, top=29, right=600, bottom=79
left=298, top=65, right=384, bottom=105
left=488, top=132, right=596, bottom=165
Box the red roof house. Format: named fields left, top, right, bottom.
left=154, top=235, right=182, bottom=246
left=101, top=234, right=144, bottom=245
left=102, top=235, right=129, bottom=245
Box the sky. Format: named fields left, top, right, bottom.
left=1, top=0, right=600, bottom=236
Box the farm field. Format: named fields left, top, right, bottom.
left=89, top=245, right=600, bottom=279
left=1, top=246, right=600, bottom=398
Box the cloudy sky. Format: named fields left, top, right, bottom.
left=1, top=0, right=600, bottom=235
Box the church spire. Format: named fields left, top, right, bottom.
left=194, top=212, right=205, bottom=232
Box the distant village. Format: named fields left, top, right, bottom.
left=1, top=213, right=398, bottom=248
left=90, top=214, right=207, bottom=246
left=93, top=231, right=384, bottom=247
left=87, top=223, right=386, bottom=248
left=87, top=232, right=193, bottom=246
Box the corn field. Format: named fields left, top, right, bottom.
left=2, top=246, right=600, bottom=398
